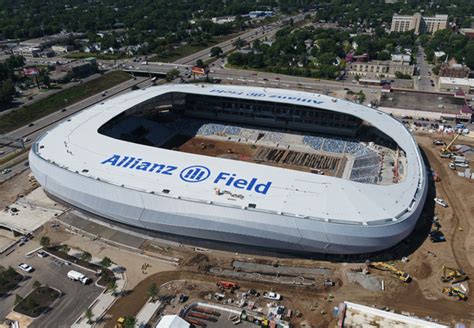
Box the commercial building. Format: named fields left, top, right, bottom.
left=347, top=60, right=415, bottom=77
left=439, top=77, right=474, bottom=93
left=30, top=84, right=427, bottom=255
left=52, top=45, right=74, bottom=53
left=390, top=13, right=448, bottom=34
left=439, top=63, right=470, bottom=78
left=56, top=60, right=92, bottom=78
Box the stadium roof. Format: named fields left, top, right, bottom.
left=35, top=84, right=424, bottom=226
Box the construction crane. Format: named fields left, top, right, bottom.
left=440, top=133, right=461, bottom=156
left=369, top=262, right=411, bottom=282
left=442, top=286, right=468, bottom=301
left=441, top=265, right=467, bottom=284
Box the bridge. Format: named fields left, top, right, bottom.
left=0, top=135, right=25, bottom=149
left=121, top=62, right=191, bottom=77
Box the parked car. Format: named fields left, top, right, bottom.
left=37, top=250, right=48, bottom=258
left=453, top=162, right=469, bottom=168
left=1, top=168, right=12, bottom=175
left=434, top=198, right=448, bottom=208
left=263, top=291, right=281, bottom=300
left=18, top=263, right=34, bottom=273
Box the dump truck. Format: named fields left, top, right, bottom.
left=67, top=270, right=91, bottom=284
left=369, top=262, right=411, bottom=282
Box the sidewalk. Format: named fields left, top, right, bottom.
left=135, top=298, right=162, bottom=328
left=68, top=251, right=127, bottom=328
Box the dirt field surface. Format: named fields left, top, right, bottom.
left=177, top=136, right=344, bottom=176
left=0, top=170, right=36, bottom=208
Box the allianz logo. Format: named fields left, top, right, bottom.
left=101, top=154, right=272, bottom=195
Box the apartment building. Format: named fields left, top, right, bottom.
left=391, top=13, right=448, bottom=34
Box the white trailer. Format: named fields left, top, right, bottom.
left=67, top=270, right=91, bottom=284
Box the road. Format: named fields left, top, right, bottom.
left=0, top=76, right=152, bottom=183
left=415, top=45, right=436, bottom=92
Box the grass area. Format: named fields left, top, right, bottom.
left=64, top=52, right=130, bottom=60
left=0, top=266, right=23, bottom=297
left=14, top=286, right=60, bottom=318
left=149, top=42, right=217, bottom=63
left=0, top=71, right=131, bottom=134
left=0, top=148, right=29, bottom=167
left=150, top=32, right=244, bottom=63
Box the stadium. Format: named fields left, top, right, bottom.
left=29, top=84, right=428, bottom=255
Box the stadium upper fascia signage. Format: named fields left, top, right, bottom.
left=101, top=154, right=272, bottom=195
left=209, top=89, right=324, bottom=105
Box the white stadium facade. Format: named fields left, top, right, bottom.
left=29, top=84, right=428, bottom=255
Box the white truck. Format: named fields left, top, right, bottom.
left=263, top=291, right=282, bottom=300
left=67, top=270, right=91, bottom=284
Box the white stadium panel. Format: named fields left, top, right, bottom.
left=29, top=84, right=427, bottom=254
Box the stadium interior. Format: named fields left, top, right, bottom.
left=99, top=92, right=407, bottom=185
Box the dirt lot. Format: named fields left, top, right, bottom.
left=0, top=170, right=36, bottom=208
left=177, top=136, right=344, bottom=176
left=100, top=132, right=474, bottom=328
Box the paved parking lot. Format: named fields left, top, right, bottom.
left=380, top=90, right=465, bottom=113
left=0, top=243, right=103, bottom=328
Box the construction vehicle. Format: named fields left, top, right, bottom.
left=442, top=286, right=468, bottom=301
left=369, top=262, right=411, bottom=282
left=115, top=317, right=125, bottom=328
left=440, top=133, right=460, bottom=156
left=441, top=266, right=467, bottom=283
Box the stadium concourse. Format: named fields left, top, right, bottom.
left=29, top=84, right=427, bottom=255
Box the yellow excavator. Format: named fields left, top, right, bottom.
left=442, top=286, right=468, bottom=301
left=369, top=262, right=411, bottom=282
left=440, top=133, right=460, bottom=156
left=441, top=265, right=468, bottom=284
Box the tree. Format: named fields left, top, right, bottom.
left=85, top=308, right=93, bottom=324
left=100, top=256, right=112, bottom=268
left=14, top=294, right=23, bottom=305
left=232, top=38, right=246, bottom=50
left=210, top=46, right=223, bottom=57
left=33, top=280, right=41, bottom=289
left=58, top=244, right=70, bottom=253
left=465, top=41, right=474, bottom=70
left=40, top=236, right=50, bottom=247
left=107, top=281, right=118, bottom=295
left=357, top=91, right=366, bottom=103
left=80, top=251, right=92, bottom=262
left=196, top=59, right=205, bottom=68
left=166, top=68, right=180, bottom=82
left=38, top=69, right=51, bottom=88
left=0, top=80, right=15, bottom=104
left=148, top=283, right=158, bottom=301
left=122, top=316, right=137, bottom=328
